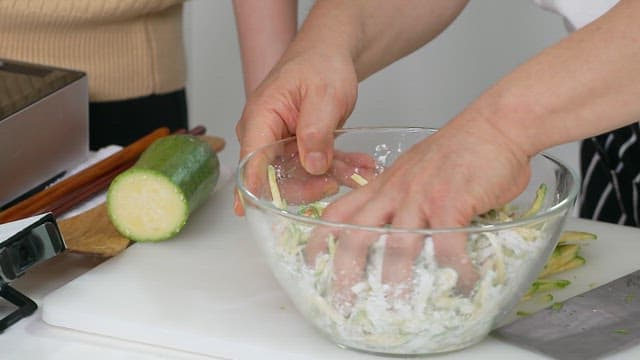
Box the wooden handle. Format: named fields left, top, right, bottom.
left=0, top=127, right=171, bottom=223
left=57, top=203, right=130, bottom=257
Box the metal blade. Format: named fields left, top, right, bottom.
left=495, top=269, right=640, bottom=360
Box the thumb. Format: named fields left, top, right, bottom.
left=296, top=85, right=356, bottom=175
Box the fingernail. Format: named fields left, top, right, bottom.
left=305, top=152, right=328, bottom=175
left=234, top=191, right=245, bottom=216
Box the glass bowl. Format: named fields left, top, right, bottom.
left=237, top=127, right=578, bottom=356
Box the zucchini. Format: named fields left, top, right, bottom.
left=558, top=230, right=597, bottom=245
left=538, top=244, right=580, bottom=278
left=522, top=184, right=547, bottom=218
left=107, top=134, right=219, bottom=242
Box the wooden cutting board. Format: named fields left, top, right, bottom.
left=40, top=178, right=640, bottom=360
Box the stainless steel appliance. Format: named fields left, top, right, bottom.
left=0, top=213, right=65, bottom=332
left=0, top=59, right=89, bottom=209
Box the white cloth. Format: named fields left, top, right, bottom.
left=532, top=0, right=619, bottom=31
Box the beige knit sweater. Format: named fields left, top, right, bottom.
left=0, top=0, right=186, bottom=102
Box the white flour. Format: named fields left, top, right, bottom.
left=248, top=207, right=553, bottom=355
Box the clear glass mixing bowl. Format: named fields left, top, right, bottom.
left=237, top=127, right=578, bottom=355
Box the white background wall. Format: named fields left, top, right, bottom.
left=183, top=0, right=578, bottom=175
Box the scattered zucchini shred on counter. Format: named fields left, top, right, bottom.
left=524, top=230, right=596, bottom=300
left=260, top=171, right=560, bottom=354
left=107, top=134, right=219, bottom=242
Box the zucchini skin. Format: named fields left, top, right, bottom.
left=133, top=134, right=219, bottom=213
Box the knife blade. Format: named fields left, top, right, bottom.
left=495, top=269, right=640, bottom=360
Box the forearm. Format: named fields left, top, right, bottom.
left=284, top=0, right=468, bottom=81
left=233, top=0, right=298, bottom=97
left=465, top=0, right=640, bottom=157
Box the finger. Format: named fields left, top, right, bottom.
left=278, top=175, right=339, bottom=204
left=236, top=140, right=285, bottom=215
left=236, top=93, right=297, bottom=214
left=296, top=85, right=353, bottom=175
left=270, top=150, right=340, bottom=204
left=331, top=194, right=394, bottom=307
left=234, top=188, right=245, bottom=216
left=303, top=183, right=374, bottom=266
left=332, top=227, right=376, bottom=309
left=237, top=116, right=283, bottom=165
left=383, top=205, right=427, bottom=289
left=432, top=231, right=478, bottom=294
left=235, top=153, right=269, bottom=217
left=236, top=84, right=298, bottom=178
left=330, top=150, right=378, bottom=187
left=303, top=225, right=336, bottom=267
left=426, top=202, right=480, bottom=294
left=334, top=150, right=377, bottom=170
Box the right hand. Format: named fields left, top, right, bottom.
left=303, top=121, right=532, bottom=304
left=234, top=49, right=359, bottom=215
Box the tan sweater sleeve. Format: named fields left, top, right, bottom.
left=0, top=0, right=187, bottom=102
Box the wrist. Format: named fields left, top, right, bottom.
left=461, top=84, right=555, bottom=159
left=281, top=0, right=366, bottom=78
left=446, top=91, right=542, bottom=168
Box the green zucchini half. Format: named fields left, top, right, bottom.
left=107, top=134, right=220, bottom=242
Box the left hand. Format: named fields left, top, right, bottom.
left=266, top=146, right=378, bottom=205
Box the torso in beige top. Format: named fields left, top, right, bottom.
left=0, top=0, right=187, bottom=102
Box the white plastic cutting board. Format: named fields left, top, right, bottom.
left=41, top=177, right=640, bottom=360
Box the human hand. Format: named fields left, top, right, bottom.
left=234, top=49, right=359, bottom=215
left=253, top=144, right=378, bottom=206
left=304, top=120, right=532, bottom=304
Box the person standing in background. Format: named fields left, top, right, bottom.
left=233, top=0, right=298, bottom=99
left=0, top=1, right=189, bottom=150
left=0, top=0, right=297, bottom=151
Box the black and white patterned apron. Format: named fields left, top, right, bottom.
left=579, top=122, right=640, bottom=227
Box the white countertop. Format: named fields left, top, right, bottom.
left=3, top=174, right=640, bottom=360
left=2, top=251, right=221, bottom=360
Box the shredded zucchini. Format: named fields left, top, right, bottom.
left=259, top=167, right=557, bottom=353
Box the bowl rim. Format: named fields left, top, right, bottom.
left=236, top=126, right=580, bottom=234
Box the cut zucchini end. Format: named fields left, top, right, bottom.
left=108, top=169, right=189, bottom=242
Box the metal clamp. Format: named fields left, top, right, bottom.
left=0, top=283, right=37, bottom=333
left=0, top=213, right=65, bottom=332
